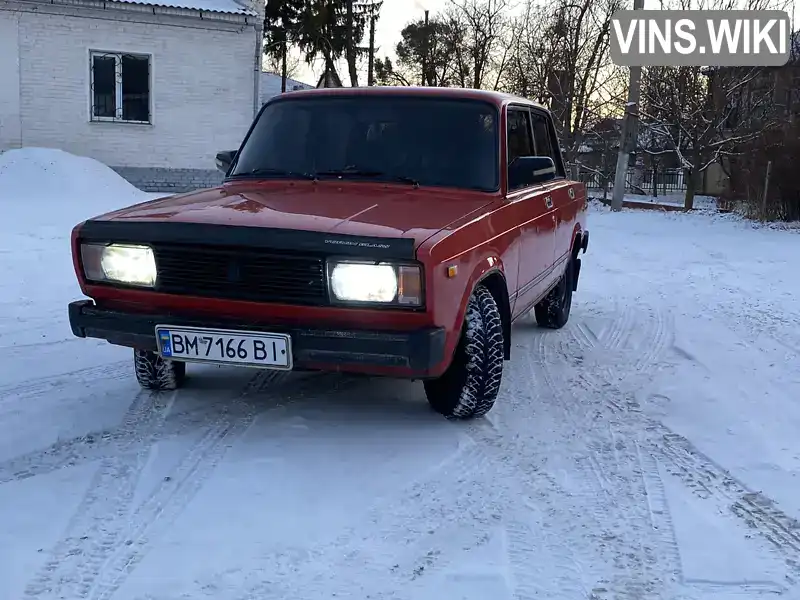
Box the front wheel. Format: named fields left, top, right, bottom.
left=423, top=285, right=504, bottom=419
left=134, top=350, right=186, bottom=391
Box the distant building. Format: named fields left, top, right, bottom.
left=0, top=0, right=264, bottom=193
left=261, top=72, right=315, bottom=104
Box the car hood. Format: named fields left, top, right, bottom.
left=94, top=180, right=498, bottom=247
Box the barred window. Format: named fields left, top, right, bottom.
left=90, top=51, right=151, bottom=123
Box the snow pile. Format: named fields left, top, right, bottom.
left=0, top=148, right=156, bottom=223
left=0, top=148, right=162, bottom=382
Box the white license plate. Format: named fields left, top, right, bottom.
left=155, top=325, right=292, bottom=370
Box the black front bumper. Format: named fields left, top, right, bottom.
left=68, top=300, right=446, bottom=374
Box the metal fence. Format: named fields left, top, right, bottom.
left=568, top=165, right=688, bottom=195
left=642, top=169, right=687, bottom=194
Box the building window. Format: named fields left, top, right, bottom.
left=90, top=51, right=151, bottom=123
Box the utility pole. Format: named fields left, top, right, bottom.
left=610, top=0, right=645, bottom=212
left=421, top=9, right=429, bottom=86
left=280, top=36, right=287, bottom=93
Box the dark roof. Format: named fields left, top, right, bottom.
left=277, top=85, right=548, bottom=111
left=316, top=67, right=343, bottom=89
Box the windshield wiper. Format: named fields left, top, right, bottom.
left=315, top=168, right=420, bottom=187
left=230, top=168, right=317, bottom=180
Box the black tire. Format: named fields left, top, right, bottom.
left=534, top=258, right=574, bottom=329
left=134, top=350, right=186, bottom=391
left=423, top=284, right=504, bottom=419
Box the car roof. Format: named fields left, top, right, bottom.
left=272, top=85, right=548, bottom=112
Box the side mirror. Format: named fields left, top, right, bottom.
left=508, top=156, right=557, bottom=189
left=215, top=150, right=237, bottom=174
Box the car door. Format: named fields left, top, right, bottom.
left=530, top=109, right=573, bottom=286
left=505, top=105, right=559, bottom=319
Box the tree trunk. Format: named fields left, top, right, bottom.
left=281, top=37, right=288, bottom=93
left=346, top=0, right=359, bottom=87
left=684, top=168, right=696, bottom=210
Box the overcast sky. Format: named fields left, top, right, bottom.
left=286, top=0, right=800, bottom=85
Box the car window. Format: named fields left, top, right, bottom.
left=506, top=108, right=535, bottom=191
left=231, top=97, right=500, bottom=192
left=530, top=111, right=565, bottom=178
left=506, top=109, right=534, bottom=165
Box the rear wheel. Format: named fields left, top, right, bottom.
left=534, top=258, right=574, bottom=329
left=134, top=349, right=186, bottom=391
left=424, top=285, right=504, bottom=419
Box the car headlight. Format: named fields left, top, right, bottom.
left=328, top=261, right=423, bottom=306
left=80, top=243, right=157, bottom=287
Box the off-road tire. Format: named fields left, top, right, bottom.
left=423, top=284, right=504, bottom=419
left=534, top=258, right=574, bottom=329
left=134, top=350, right=186, bottom=391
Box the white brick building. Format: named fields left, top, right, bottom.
left=0, top=0, right=264, bottom=192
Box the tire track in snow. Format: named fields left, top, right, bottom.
left=600, top=297, right=636, bottom=352
left=655, top=428, right=800, bottom=579
left=293, top=417, right=582, bottom=600
left=531, top=333, right=678, bottom=599
left=548, top=331, right=686, bottom=596
left=0, top=371, right=299, bottom=486
left=21, top=369, right=348, bottom=600
left=566, top=302, right=672, bottom=389
left=79, top=371, right=363, bottom=600
left=637, top=446, right=685, bottom=590
left=252, top=436, right=504, bottom=600
left=85, top=371, right=371, bottom=600
left=22, top=389, right=178, bottom=600
left=86, top=418, right=254, bottom=600
left=555, top=323, right=800, bottom=588
left=503, top=504, right=591, bottom=600
left=630, top=306, right=671, bottom=379
left=504, top=343, right=611, bottom=599
left=0, top=360, right=130, bottom=403
left=230, top=379, right=559, bottom=600
left=0, top=407, right=222, bottom=486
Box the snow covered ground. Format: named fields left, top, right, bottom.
left=587, top=191, right=720, bottom=210
left=1, top=148, right=800, bottom=600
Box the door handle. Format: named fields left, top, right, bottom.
left=545, top=196, right=553, bottom=209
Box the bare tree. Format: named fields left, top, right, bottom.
left=500, top=0, right=626, bottom=171
left=635, top=0, right=789, bottom=209
left=264, top=51, right=302, bottom=79
left=641, top=65, right=781, bottom=209
left=374, top=14, right=472, bottom=87
left=443, top=0, right=512, bottom=89
left=579, top=118, right=623, bottom=200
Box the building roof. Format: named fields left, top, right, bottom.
left=108, top=0, right=256, bottom=15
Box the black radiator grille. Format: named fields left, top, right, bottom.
left=152, top=243, right=328, bottom=305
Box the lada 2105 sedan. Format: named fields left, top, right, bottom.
left=68, top=87, right=589, bottom=419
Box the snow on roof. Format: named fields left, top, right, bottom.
left=109, top=0, right=256, bottom=16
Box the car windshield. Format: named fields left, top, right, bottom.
left=230, top=95, right=500, bottom=192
